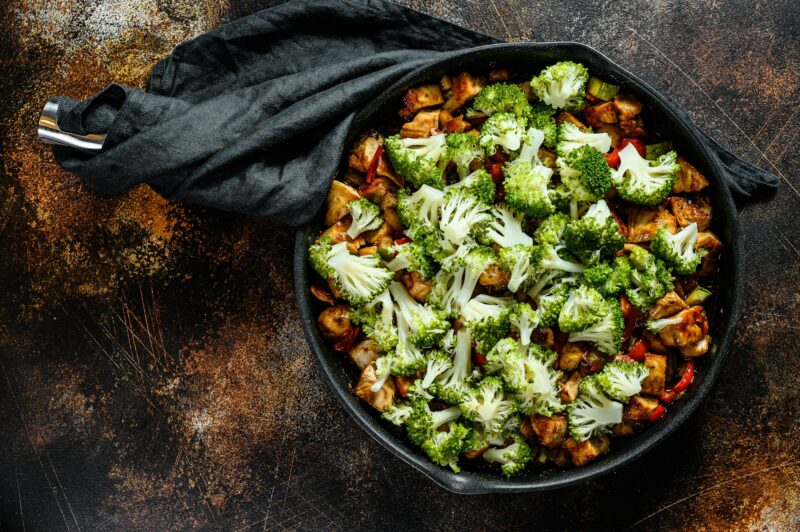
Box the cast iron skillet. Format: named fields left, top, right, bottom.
left=294, top=43, right=744, bottom=494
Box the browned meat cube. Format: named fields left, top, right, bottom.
left=439, top=110, right=471, bottom=133
left=518, top=81, right=534, bottom=101
left=446, top=72, right=485, bottom=109
left=439, top=74, right=452, bottom=92
left=529, top=414, right=568, bottom=448
left=479, top=263, right=509, bottom=290
left=399, top=84, right=444, bottom=119
left=348, top=136, right=399, bottom=183
left=596, top=125, right=625, bottom=149
left=624, top=394, right=660, bottom=422
left=649, top=290, right=689, bottom=319
left=556, top=111, right=589, bottom=131
left=357, top=245, right=378, bottom=256
left=642, top=330, right=668, bottom=354
left=538, top=148, right=557, bottom=169
left=400, top=109, right=440, bottom=138
left=532, top=327, right=555, bottom=349
left=341, top=168, right=365, bottom=188
left=348, top=339, right=381, bottom=371
left=363, top=222, right=394, bottom=251
left=695, top=231, right=723, bottom=276
left=619, top=116, right=647, bottom=138
left=318, top=220, right=364, bottom=254
left=489, top=68, right=510, bottom=81
left=657, top=306, right=709, bottom=347
left=673, top=155, right=709, bottom=194
left=563, top=435, right=611, bottom=467
left=560, top=371, right=583, bottom=403
left=581, top=348, right=608, bottom=375
left=612, top=423, right=636, bottom=437
left=399, top=270, right=432, bottom=302
left=627, top=206, right=678, bottom=243
left=324, top=180, right=360, bottom=226
left=670, top=196, right=712, bottom=231
left=359, top=177, right=397, bottom=210
left=613, top=94, right=643, bottom=120
left=558, top=342, right=586, bottom=372
left=584, top=101, right=619, bottom=127
left=355, top=361, right=396, bottom=412
left=680, top=335, right=711, bottom=358
left=641, top=353, right=667, bottom=396
left=317, top=304, right=351, bottom=341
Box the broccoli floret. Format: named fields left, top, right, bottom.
left=556, top=122, right=612, bottom=157
left=563, top=200, right=625, bottom=261
left=350, top=289, right=397, bottom=351
left=447, top=168, right=496, bottom=205
left=567, top=297, right=624, bottom=355
left=556, top=145, right=612, bottom=203
left=386, top=241, right=436, bottom=280
left=382, top=400, right=413, bottom=427
left=612, top=144, right=680, bottom=205
left=346, top=198, right=382, bottom=239
left=429, top=246, right=495, bottom=318
left=597, top=361, right=649, bottom=402
left=498, top=244, right=536, bottom=292
left=626, top=246, right=674, bottom=310
left=482, top=433, right=533, bottom=477
left=479, top=112, right=525, bottom=156
left=530, top=61, right=589, bottom=110
left=530, top=243, right=585, bottom=276
left=567, top=374, right=624, bottom=442
left=466, top=82, right=532, bottom=119
left=650, top=222, right=707, bottom=275
left=527, top=101, right=558, bottom=148
left=462, top=425, right=491, bottom=455
left=533, top=212, right=571, bottom=245
left=438, top=189, right=492, bottom=253
left=513, top=344, right=563, bottom=416
left=446, top=133, right=484, bottom=178
left=389, top=281, right=448, bottom=348
left=461, top=294, right=513, bottom=354
left=397, top=185, right=445, bottom=229
left=581, top=256, right=632, bottom=297
left=384, top=133, right=448, bottom=190
left=421, top=421, right=469, bottom=472
left=309, top=239, right=393, bottom=306
left=558, top=284, right=607, bottom=333
left=503, top=131, right=555, bottom=217
left=534, top=280, right=571, bottom=327
left=508, top=301, right=540, bottom=346
left=485, top=204, right=534, bottom=248
left=431, top=328, right=474, bottom=404
left=405, top=399, right=462, bottom=446
left=484, top=337, right=522, bottom=376
left=459, top=376, right=517, bottom=434
left=415, top=350, right=454, bottom=398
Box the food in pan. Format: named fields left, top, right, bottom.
left=309, top=61, right=720, bottom=477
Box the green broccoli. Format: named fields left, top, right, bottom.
left=429, top=246, right=495, bottom=318
left=581, top=256, right=632, bottom=297
left=386, top=241, right=436, bottom=280
left=382, top=400, right=413, bottom=427
left=397, top=184, right=445, bottom=229
left=414, top=350, right=454, bottom=399
left=556, top=122, right=612, bottom=157
left=484, top=204, right=534, bottom=248
left=556, top=145, right=613, bottom=203
left=421, top=422, right=469, bottom=472
left=527, top=101, right=558, bottom=148
left=597, top=361, right=649, bottom=402
left=384, top=133, right=448, bottom=190
left=405, top=399, right=462, bottom=446
left=446, top=133, right=484, bottom=178
left=350, top=289, right=397, bottom=351
left=508, top=301, right=540, bottom=346
left=533, top=276, right=576, bottom=327
left=558, top=284, right=608, bottom=333
left=447, top=168, right=496, bottom=205
left=567, top=297, right=624, bottom=355
left=612, top=143, right=680, bottom=205
left=567, top=375, right=624, bottom=442
left=438, top=189, right=492, bottom=254
left=533, top=212, right=571, bottom=245
left=513, top=344, right=563, bottom=416
left=650, top=222, right=707, bottom=275
left=459, top=376, right=517, bottom=435
left=484, top=337, right=522, bottom=376
left=503, top=128, right=555, bottom=217
left=497, top=244, right=535, bottom=292
left=482, top=433, right=533, bottom=477
left=466, top=82, right=532, bottom=119
left=309, top=238, right=394, bottom=307
left=461, top=294, right=514, bottom=354
left=530, top=61, right=589, bottom=110
left=626, top=246, right=674, bottom=310
left=431, top=328, right=474, bottom=404
left=563, top=199, right=625, bottom=261
left=388, top=281, right=449, bottom=348
left=479, top=112, right=525, bottom=156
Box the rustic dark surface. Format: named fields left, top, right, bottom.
left=1, top=0, right=798, bottom=530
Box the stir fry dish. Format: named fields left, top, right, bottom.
left=309, top=61, right=721, bottom=477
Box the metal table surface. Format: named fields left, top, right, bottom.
left=1, top=0, right=798, bottom=529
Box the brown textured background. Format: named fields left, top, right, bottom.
left=1, top=0, right=798, bottom=530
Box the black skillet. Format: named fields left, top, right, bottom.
left=294, top=43, right=745, bottom=494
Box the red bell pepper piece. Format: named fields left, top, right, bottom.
left=473, top=352, right=487, bottom=367
left=365, top=145, right=383, bottom=183
left=604, top=148, right=620, bottom=168
left=494, top=183, right=506, bottom=202
left=648, top=404, right=666, bottom=423
left=626, top=338, right=649, bottom=362
left=333, top=326, right=360, bottom=353
left=491, top=151, right=509, bottom=164
left=619, top=295, right=638, bottom=341
left=489, top=163, right=504, bottom=183
left=660, top=361, right=695, bottom=403
left=393, top=236, right=411, bottom=246
left=620, top=138, right=646, bottom=158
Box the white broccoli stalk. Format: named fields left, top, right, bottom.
left=346, top=198, right=382, bottom=238
left=397, top=184, right=446, bottom=228
left=567, top=375, right=624, bottom=441
left=612, top=144, right=680, bottom=205
left=556, top=122, right=612, bottom=156
left=432, top=328, right=474, bottom=404
left=438, top=190, right=491, bottom=253
left=317, top=241, right=394, bottom=306
left=485, top=204, right=534, bottom=248
left=388, top=281, right=448, bottom=348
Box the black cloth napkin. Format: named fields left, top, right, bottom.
left=51, top=0, right=778, bottom=226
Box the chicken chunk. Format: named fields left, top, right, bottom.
left=558, top=342, right=586, bottom=372
left=680, top=335, right=711, bottom=358
left=563, top=435, right=611, bottom=467
left=363, top=222, right=394, bottom=251
left=613, top=94, right=643, bottom=120
left=658, top=306, right=709, bottom=347
left=359, top=177, right=397, bottom=210
left=596, top=125, right=625, bottom=149
left=439, top=110, right=471, bottom=133
left=556, top=111, right=589, bottom=132
left=317, top=304, right=351, bottom=341
left=518, top=81, right=534, bottom=101
left=443, top=72, right=486, bottom=110
left=623, top=394, right=660, bottom=423
left=479, top=263, right=509, bottom=290
left=673, top=155, right=709, bottom=194
left=695, top=231, right=723, bottom=276
left=670, top=196, right=712, bottom=231
left=613, top=423, right=636, bottom=437
left=383, top=207, right=403, bottom=232
left=318, top=221, right=363, bottom=253
left=538, top=148, right=557, bottom=169
left=489, top=68, right=510, bottom=82
left=627, top=206, right=678, bottom=243
left=529, top=414, right=568, bottom=448
left=649, top=291, right=689, bottom=319
left=399, top=270, right=432, bottom=302
left=399, top=84, right=444, bottom=119
left=584, top=101, right=619, bottom=127
left=641, top=353, right=667, bottom=396
left=642, top=330, right=668, bottom=354
left=348, top=136, right=399, bottom=184
left=560, top=371, right=583, bottom=403
left=324, top=180, right=360, bottom=226
left=355, top=361, right=396, bottom=412
left=400, top=109, right=439, bottom=139
left=348, top=339, right=381, bottom=371
left=619, top=116, right=646, bottom=138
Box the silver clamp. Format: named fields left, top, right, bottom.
left=38, top=99, right=106, bottom=152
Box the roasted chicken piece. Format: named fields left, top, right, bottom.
left=399, top=270, right=432, bottom=302
left=348, top=135, right=399, bottom=184
left=619, top=116, right=646, bottom=137
left=680, top=335, right=711, bottom=358
left=399, top=84, right=444, bottom=119
left=517, top=81, right=534, bottom=101
left=623, top=394, right=660, bottom=423
left=627, top=206, right=678, bottom=243
left=556, top=111, right=589, bottom=131
left=383, top=207, right=403, bottom=231
left=359, top=177, right=397, bottom=210
left=558, top=342, right=586, bottom=372
left=363, top=222, right=394, bottom=251
left=583, top=101, right=619, bottom=127
left=317, top=304, right=351, bottom=341
left=613, top=423, right=636, bottom=437
left=563, top=435, right=611, bottom=467
left=348, top=339, right=381, bottom=371
left=355, top=361, right=396, bottom=412
left=613, top=94, right=642, bottom=121
left=670, top=196, right=713, bottom=231
left=649, top=290, right=689, bottom=319
left=400, top=109, right=439, bottom=138
left=319, top=220, right=363, bottom=253
left=596, top=125, right=625, bottom=149
left=695, top=231, right=723, bottom=276
left=489, top=68, right=510, bottom=82
left=439, top=110, right=471, bottom=133
left=443, top=71, right=485, bottom=110
left=529, top=414, right=568, bottom=448
left=538, top=148, right=557, bottom=169
left=324, top=180, right=360, bottom=226
left=641, top=353, right=667, bottom=396
left=479, top=263, right=509, bottom=290
left=560, top=371, right=583, bottom=403
left=673, top=155, right=709, bottom=194
left=656, top=306, right=709, bottom=347
left=642, top=330, right=668, bottom=354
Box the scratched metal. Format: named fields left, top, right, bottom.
left=0, top=0, right=798, bottom=530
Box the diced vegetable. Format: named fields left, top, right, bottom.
left=685, top=286, right=712, bottom=306
left=646, top=140, right=673, bottom=160
left=587, top=76, right=620, bottom=101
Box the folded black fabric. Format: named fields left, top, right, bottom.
left=51, top=0, right=777, bottom=226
